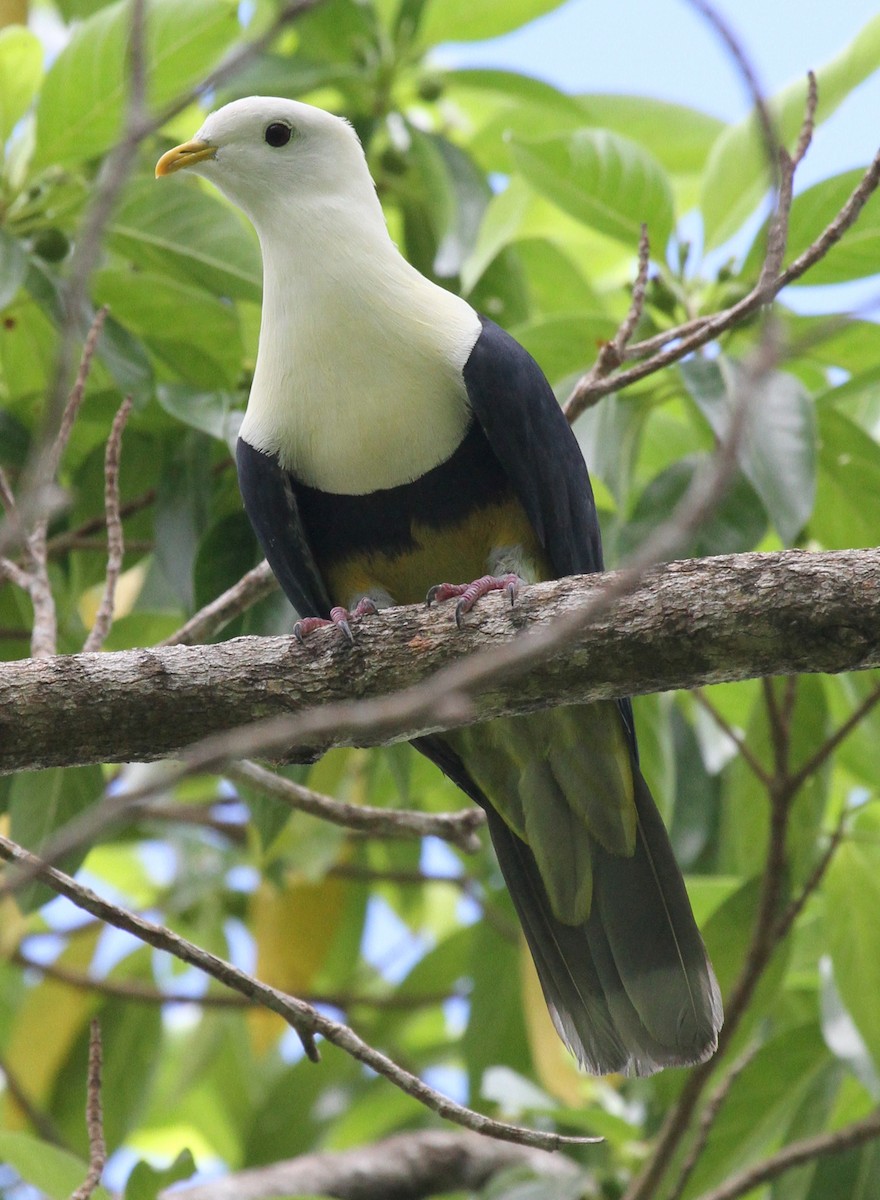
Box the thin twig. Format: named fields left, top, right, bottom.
left=786, top=678, right=880, bottom=795
left=567, top=144, right=880, bottom=410
left=14, top=951, right=457, bottom=1012
left=564, top=225, right=650, bottom=421
left=763, top=677, right=790, bottom=781
left=160, top=560, right=279, bottom=647
left=0, top=832, right=597, bottom=1152
left=69, top=1020, right=106, bottom=1200
left=693, top=1108, right=880, bottom=1200
left=50, top=307, right=110, bottom=484
left=83, top=396, right=133, bottom=653
left=773, top=812, right=848, bottom=945
left=682, top=0, right=778, bottom=191
left=760, top=71, right=818, bottom=287
left=0, top=1054, right=65, bottom=1146
left=667, top=1043, right=761, bottom=1200
left=228, top=759, right=485, bottom=853
left=692, top=689, right=771, bottom=786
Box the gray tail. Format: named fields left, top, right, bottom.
left=484, top=768, right=723, bottom=1076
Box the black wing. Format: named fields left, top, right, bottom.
left=462, top=315, right=604, bottom=578
left=462, top=316, right=636, bottom=743
left=236, top=437, right=331, bottom=619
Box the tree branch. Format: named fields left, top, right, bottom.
left=0, top=549, right=878, bottom=775
left=228, top=760, right=484, bottom=853
left=162, top=1130, right=581, bottom=1200
left=0, top=833, right=597, bottom=1153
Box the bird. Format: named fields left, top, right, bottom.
left=156, top=96, right=722, bottom=1076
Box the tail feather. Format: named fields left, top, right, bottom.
left=413, top=732, right=722, bottom=1076
left=484, top=772, right=722, bottom=1076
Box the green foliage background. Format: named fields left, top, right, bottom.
left=2, top=1, right=880, bottom=1197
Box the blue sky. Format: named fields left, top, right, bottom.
left=442, top=0, right=880, bottom=187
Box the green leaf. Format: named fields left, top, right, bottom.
left=512, top=238, right=602, bottom=316
left=682, top=356, right=817, bottom=544
left=0, top=1132, right=111, bottom=1200
left=33, top=0, right=240, bottom=169
left=812, top=407, right=880, bottom=550
left=510, top=128, right=675, bottom=249
left=108, top=177, right=262, bottom=303
left=701, top=12, right=880, bottom=248
left=9, top=765, right=104, bottom=912
left=417, top=0, right=567, bottom=46
left=194, top=511, right=260, bottom=619
left=510, top=312, right=617, bottom=384
left=577, top=93, right=724, bottom=178
left=802, top=1141, right=880, bottom=1200
left=680, top=1024, right=830, bottom=1198
left=92, top=268, right=243, bottom=388
left=0, top=228, right=28, bottom=310
left=717, top=676, right=829, bottom=887
left=155, top=384, right=241, bottom=440
left=825, top=807, right=880, bottom=1070
left=746, top=169, right=880, bottom=285
left=622, top=458, right=768, bottom=560
left=124, top=1151, right=196, bottom=1200
left=0, top=26, right=43, bottom=144
left=462, top=175, right=630, bottom=297
left=50, top=999, right=163, bottom=1153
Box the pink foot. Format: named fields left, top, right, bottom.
left=294, top=597, right=378, bottom=644
left=425, top=573, right=521, bottom=628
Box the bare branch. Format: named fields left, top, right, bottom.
left=49, top=306, right=109, bottom=484
left=693, top=1108, right=880, bottom=1200
left=23, top=522, right=56, bottom=659
left=162, top=1130, right=581, bottom=1200
left=760, top=71, right=818, bottom=287
left=228, top=759, right=484, bottom=853
left=564, top=224, right=650, bottom=421
left=774, top=812, right=848, bottom=944
left=82, top=396, right=134, bottom=653
left=0, top=832, right=597, bottom=1152
left=68, top=1020, right=106, bottom=1200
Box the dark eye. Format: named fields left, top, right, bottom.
left=264, top=122, right=292, bottom=148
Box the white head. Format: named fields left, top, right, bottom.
left=156, top=96, right=480, bottom=492
left=156, top=96, right=383, bottom=236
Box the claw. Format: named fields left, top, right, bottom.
left=427, top=573, right=523, bottom=624
left=293, top=597, right=378, bottom=645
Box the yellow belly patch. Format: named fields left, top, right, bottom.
left=321, top=495, right=549, bottom=608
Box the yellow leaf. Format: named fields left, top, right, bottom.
left=248, top=872, right=348, bottom=1054
left=77, top=558, right=149, bottom=632
left=520, top=938, right=589, bottom=1107
left=2, top=927, right=101, bottom=1126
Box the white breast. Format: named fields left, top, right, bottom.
left=239, top=221, right=482, bottom=495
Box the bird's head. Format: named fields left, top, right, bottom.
left=155, top=96, right=373, bottom=230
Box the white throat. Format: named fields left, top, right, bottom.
left=239, top=190, right=481, bottom=495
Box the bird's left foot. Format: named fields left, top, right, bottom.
left=294, top=597, right=378, bottom=644
left=426, top=574, right=521, bottom=628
